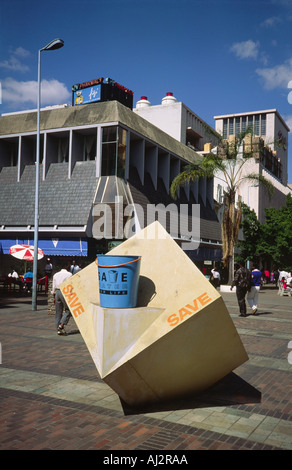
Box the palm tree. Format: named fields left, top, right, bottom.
left=170, top=129, right=275, bottom=284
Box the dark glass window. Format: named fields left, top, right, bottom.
left=254, top=115, right=260, bottom=135
left=117, top=128, right=126, bottom=177
left=101, top=126, right=126, bottom=177
left=235, top=117, right=241, bottom=136
left=223, top=119, right=227, bottom=138
left=101, top=142, right=116, bottom=175
left=102, top=126, right=117, bottom=143
left=84, top=134, right=96, bottom=161
left=229, top=118, right=234, bottom=135
left=261, top=114, right=266, bottom=135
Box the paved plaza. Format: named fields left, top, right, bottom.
left=0, top=284, right=291, bottom=451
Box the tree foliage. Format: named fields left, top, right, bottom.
left=256, top=194, right=292, bottom=269
left=170, top=128, right=275, bottom=281
left=236, top=195, right=292, bottom=269
left=236, top=203, right=261, bottom=263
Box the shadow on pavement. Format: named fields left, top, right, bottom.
left=247, top=311, right=273, bottom=316
left=66, top=329, right=80, bottom=336
left=120, top=372, right=261, bottom=416
left=0, top=291, right=48, bottom=307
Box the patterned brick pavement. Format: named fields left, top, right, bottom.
left=0, top=286, right=291, bottom=453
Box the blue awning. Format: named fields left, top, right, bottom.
left=0, top=238, right=87, bottom=256
left=0, top=239, right=22, bottom=254
left=39, top=238, right=87, bottom=256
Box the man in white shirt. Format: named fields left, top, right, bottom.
left=9, top=269, right=19, bottom=278
left=211, top=267, right=221, bottom=288
left=51, top=261, right=72, bottom=335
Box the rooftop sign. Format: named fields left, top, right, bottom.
left=72, top=77, right=134, bottom=109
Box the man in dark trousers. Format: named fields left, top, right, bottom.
left=230, top=261, right=252, bottom=317
left=51, top=261, right=72, bottom=335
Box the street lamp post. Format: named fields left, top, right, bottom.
left=32, top=39, right=64, bottom=311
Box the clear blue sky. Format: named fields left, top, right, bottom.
left=1, top=0, right=292, bottom=182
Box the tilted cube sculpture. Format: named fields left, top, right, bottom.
left=61, top=222, right=248, bottom=407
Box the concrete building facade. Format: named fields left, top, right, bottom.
left=135, top=96, right=291, bottom=224
left=134, top=93, right=219, bottom=151
left=214, top=109, right=291, bottom=223
left=0, top=99, right=222, bottom=275
left=2, top=85, right=290, bottom=277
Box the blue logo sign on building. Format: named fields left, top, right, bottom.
left=74, top=84, right=101, bottom=106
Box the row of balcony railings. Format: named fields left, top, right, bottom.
left=216, top=136, right=283, bottom=182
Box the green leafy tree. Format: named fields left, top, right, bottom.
left=236, top=203, right=261, bottom=264
left=256, top=194, right=292, bottom=269
left=170, top=128, right=275, bottom=283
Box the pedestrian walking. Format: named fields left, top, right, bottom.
left=230, top=261, right=252, bottom=317
left=51, top=261, right=72, bottom=335
left=247, top=265, right=262, bottom=315
left=210, top=267, right=220, bottom=288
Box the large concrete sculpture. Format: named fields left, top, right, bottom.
left=61, top=222, right=248, bottom=407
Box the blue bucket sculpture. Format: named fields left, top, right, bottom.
left=96, top=255, right=141, bottom=308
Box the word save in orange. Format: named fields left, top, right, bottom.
left=167, top=292, right=212, bottom=327
left=62, top=284, right=85, bottom=318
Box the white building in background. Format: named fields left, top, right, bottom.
left=214, top=109, right=291, bottom=223
left=135, top=93, right=219, bottom=151
left=135, top=96, right=291, bottom=224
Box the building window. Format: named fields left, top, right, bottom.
left=235, top=117, right=241, bottom=136
left=229, top=118, right=234, bottom=135
left=57, top=136, right=69, bottom=163
left=101, top=126, right=127, bottom=177
left=1, top=138, right=18, bottom=166
left=221, top=113, right=266, bottom=140
left=117, top=127, right=127, bottom=177
left=254, top=115, right=260, bottom=135
left=261, top=114, right=266, bottom=135
left=84, top=134, right=96, bottom=161
left=223, top=119, right=228, bottom=139
left=248, top=116, right=253, bottom=133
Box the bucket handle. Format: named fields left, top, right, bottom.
left=95, top=257, right=141, bottom=268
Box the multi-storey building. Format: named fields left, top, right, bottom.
left=135, top=93, right=219, bottom=151
left=136, top=97, right=291, bottom=224
left=214, top=110, right=291, bottom=223
left=0, top=85, right=222, bottom=275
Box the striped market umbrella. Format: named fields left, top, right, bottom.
left=9, top=244, right=44, bottom=261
